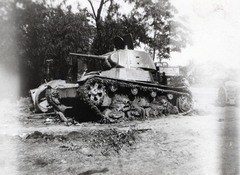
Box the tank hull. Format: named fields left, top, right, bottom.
left=46, top=74, right=193, bottom=123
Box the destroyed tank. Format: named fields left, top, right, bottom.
left=46, top=35, right=193, bottom=123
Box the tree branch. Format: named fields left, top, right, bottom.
left=88, top=0, right=97, bottom=20
left=96, top=0, right=110, bottom=22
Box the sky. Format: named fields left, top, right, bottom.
left=170, top=0, right=240, bottom=68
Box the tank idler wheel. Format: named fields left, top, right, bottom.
left=86, top=82, right=106, bottom=106
left=131, top=88, right=138, bottom=95
left=176, top=95, right=192, bottom=113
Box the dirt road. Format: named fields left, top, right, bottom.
left=0, top=86, right=239, bottom=175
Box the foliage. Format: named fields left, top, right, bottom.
left=126, top=0, right=191, bottom=60
left=90, top=14, right=149, bottom=54
left=87, top=0, right=122, bottom=54
left=0, top=0, right=18, bottom=72
left=87, top=0, right=150, bottom=54
left=0, top=0, right=94, bottom=95
left=87, top=0, right=190, bottom=58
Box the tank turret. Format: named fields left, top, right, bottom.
left=70, top=48, right=156, bottom=71
left=68, top=35, right=156, bottom=83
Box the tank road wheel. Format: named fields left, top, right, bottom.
left=101, top=109, right=125, bottom=123
left=150, top=91, right=157, bottom=98
left=218, top=87, right=226, bottom=107
left=131, top=88, right=138, bottom=95
left=85, top=82, right=106, bottom=106
left=176, top=95, right=192, bottom=113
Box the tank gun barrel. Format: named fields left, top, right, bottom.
left=69, top=53, right=108, bottom=60
left=69, top=52, right=112, bottom=70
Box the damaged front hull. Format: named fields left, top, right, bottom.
left=29, top=80, right=78, bottom=113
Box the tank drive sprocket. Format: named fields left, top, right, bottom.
left=84, top=81, right=106, bottom=106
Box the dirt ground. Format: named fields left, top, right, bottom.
left=0, top=85, right=239, bottom=175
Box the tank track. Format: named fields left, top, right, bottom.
left=77, top=76, right=193, bottom=123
